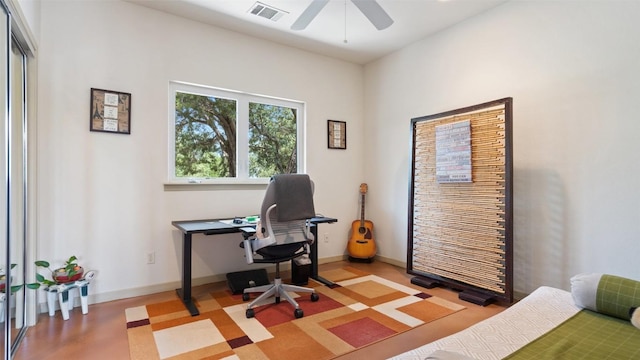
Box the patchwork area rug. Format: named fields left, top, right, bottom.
left=126, top=266, right=465, bottom=359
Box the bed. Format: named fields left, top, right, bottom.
left=390, top=273, right=640, bottom=360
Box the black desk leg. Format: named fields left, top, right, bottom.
left=310, top=224, right=335, bottom=287
left=176, top=233, right=200, bottom=316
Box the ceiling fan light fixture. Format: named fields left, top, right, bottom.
left=248, top=1, right=289, bottom=22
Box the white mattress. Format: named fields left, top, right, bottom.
left=389, top=286, right=581, bottom=360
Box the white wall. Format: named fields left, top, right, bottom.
left=15, top=0, right=39, bottom=45
left=37, top=1, right=364, bottom=303
left=365, top=0, right=640, bottom=295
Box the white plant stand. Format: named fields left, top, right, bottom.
left=43, top=270, right=96, bottom=320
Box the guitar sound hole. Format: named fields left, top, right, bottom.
left=358, top=227, right=366, bottom=234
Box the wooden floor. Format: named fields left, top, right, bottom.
left=14, top=260, right=506, bottom=360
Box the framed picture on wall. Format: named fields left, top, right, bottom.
left=90, top=88, right=131, bottom=134
left=327, top=120, right=346, bottom=149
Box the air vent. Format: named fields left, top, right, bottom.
left=248, top=1, right=288, bottom=22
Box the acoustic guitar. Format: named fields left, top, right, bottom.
left=347, top=183, right=376, bottom=261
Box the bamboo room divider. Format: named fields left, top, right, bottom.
left=407, top=98, right=513, bottom=305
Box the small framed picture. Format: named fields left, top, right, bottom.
left=90, top=88, right=131, bottom=134
left=327, top=120, right=346, bottom=149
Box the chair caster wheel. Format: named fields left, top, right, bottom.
left=294, top=309, right=304, bottom=318
left=246, top=308, right=255, bottom=318
left=275, top=296, right=280, bottom=304
left=242, top=293, right=250, bottom=301
left=311, top=293, right=319, bottom=302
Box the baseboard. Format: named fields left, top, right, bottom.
left=37, top=268, right=273, bottom=314
left=340, top=253, right=406, bottom=269
left=317, top=255, right=346, bottom=264
left=37, top=255, right=407, bottom=313
left=374, top=255, right=406, bottom=268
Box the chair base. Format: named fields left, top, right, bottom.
left=243, top=277, right=318, bottom=318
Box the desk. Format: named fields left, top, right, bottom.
left=172, top=216, right=337, bottom=316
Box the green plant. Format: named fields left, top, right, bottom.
left=27, top=255, right=81, bottom=289
left=1, top=264, right=24, bottom=294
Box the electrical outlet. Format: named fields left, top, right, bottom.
left=323, top=233, right=329, bottom=243
left=147, top=251, right=155, bottom=264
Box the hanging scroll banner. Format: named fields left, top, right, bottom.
left=435, top=119, right=471, bottom=183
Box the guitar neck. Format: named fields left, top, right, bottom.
left=360, top=193, right=366, bottom=227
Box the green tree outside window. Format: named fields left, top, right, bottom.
left=173, top=89, right=299, bottom=180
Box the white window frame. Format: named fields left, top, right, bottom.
left=168, top=81, right=306, bottom=184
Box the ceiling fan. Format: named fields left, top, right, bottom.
left=291, top=0, right=394, bottom=31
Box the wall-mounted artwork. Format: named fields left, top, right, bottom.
left=90, top=88, right=131, bottom=134
left=327, top=120, right=346, bottom=149
left=435, top=119, right=472, bottom=183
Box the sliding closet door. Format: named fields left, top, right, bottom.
left=0, top=2, right=8, bottom=359
left=0, top=1, right=30, bottom=357
left=8, top=34, right=26, bottom=354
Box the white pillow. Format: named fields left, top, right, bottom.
left=570, top=272, right=602, bottom=310
left=631, top=307, right=640, bottom=329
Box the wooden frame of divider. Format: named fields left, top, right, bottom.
left=407, top=98, right=513, bottom=305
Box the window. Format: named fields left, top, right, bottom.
left=169, top=82, right=305, bottom=183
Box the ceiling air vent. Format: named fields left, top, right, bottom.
left=248, top=2, right=288, bottom=22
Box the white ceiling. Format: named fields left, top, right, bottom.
left=128, top=0, right=508, bottom=64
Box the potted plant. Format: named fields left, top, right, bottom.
left=27, top=255, right=84, bottom=289
left=0, top=264, right=24, bottom=294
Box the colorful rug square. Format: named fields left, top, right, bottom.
left=328, top=316, right=397, bottom=348
left=126, top=269, right=465, bottom=359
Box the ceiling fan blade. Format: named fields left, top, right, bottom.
left=291, top=0, right=330, bottom=31
left=351, top=0, right=394, bottom=30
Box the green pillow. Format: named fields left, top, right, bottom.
left=571, top=273, right=640, bottom=321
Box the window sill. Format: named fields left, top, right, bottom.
left=163, top=179, right=269, bottom=191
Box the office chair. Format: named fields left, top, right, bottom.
left=241, top=174, right=319, bottom=319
